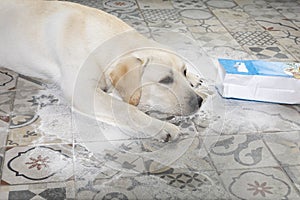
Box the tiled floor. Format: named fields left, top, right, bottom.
left=1, top=0, right=300, bottom=199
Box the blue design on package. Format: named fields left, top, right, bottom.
left=218, top=59, right=300, bottom=79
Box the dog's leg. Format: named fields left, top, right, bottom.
left=97, top=92, right=180, bottom=142
left=71, top=86, right=180, bottom=142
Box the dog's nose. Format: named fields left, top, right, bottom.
left=197, top=95, right=203, bottom=107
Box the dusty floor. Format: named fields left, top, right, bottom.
left=1, top=0, right=300, bottom=199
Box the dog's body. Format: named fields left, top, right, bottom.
left=0, top=0, right=203, bottom=141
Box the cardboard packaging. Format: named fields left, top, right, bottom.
left=217, top=59, right=300, bottom=104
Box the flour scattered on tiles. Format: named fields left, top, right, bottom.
left=34, top=89, right=72, bottom=144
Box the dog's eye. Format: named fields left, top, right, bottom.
left=183, top=69, right=187, bottom=77
left=159, top=76, right=174, bottom=84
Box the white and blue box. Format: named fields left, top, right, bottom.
left=217, top=59, right=300, bottom=104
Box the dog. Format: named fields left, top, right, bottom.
left=0, top=0, right=203, bottom=142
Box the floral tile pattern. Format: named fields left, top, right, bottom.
left=220, top=168, right=300, bottom=199
left=1, top=145, right=73, bottom=185
left=1, top=0, right=300, bottom=199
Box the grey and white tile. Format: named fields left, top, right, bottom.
left=278, top=8, right=300, bottom=29
left=0, top=181, right=75, bottom=200
left=76, top=170, right=231, bottom=199
left=283, top=165, right=300, bottom=191
left=137, top=0, right=173, bottom=10
left=204, top=135, right=278, bottom=170
left=269, top=30, right=300, bottom=60
left=172, top=0, right=206, bottom=9
left=180, top=8, right=227, bottom=33
left=0, top=68, right=18, bottom=92
left=75, top=136, right=213, bottom=177
left=235, top=0, right=273, bottom=11
left=207, top=103, right=300, bottom=136
left=205, top=0, right=238, bottom=9
left=1, top=145, right=74, bottom=185
left=264, top=131, right=300, bottom=166
left=142, top=9, right=183, bottom=27
left=244, top=45, right=296, bottom=61
left=212, top=9, right=264, bottom=31
left=0, top=91, right=14, bottom=118
left=65, top=0, right=105, bottom=10
left=12, top=89, right=68, bottom=115
left=220, top=168, right=300, bottom=199
left=231, top=31, right=277, bottom=46
left=103, top=0, right=138, bottom=11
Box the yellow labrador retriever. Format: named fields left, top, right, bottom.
left=0, top=0, right=203, bottom=142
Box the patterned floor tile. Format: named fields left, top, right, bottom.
left=212, top=9, right=264, bottom=31
left=142, top=9, right=183, bottom=27
left=234, top=0, right=273, bottom=11
left=0, top=130, right=8, bottom=149
left=269, top=30, right=300, bottom=60
left=103, top=0, right=138, bottom=11
left=245, top=8, right=284, bottom=19
left=185, top=18, right=227, bottom=33
left=264, top=131, right=300, bottom=166
left=0, top=68, right=18, bottom=92
left=12, top=89, right=68, bottom=115
left=65, top=0, right=105, bottom=10
left=1, top=145, right=74, bottom=185
left=0, top=91, right=14, bottom=117
left=256, top=18, right=299, bottom=31
left=15, top=75, right=46, bottom=91
left=208, top=103, right=300, bottom=136
left=283, top=165, right=300, bottom=191
left=76, top=136, right=213, bottom=177
left=107, top=8, right=143, bottom=22
left=137, top=0, right=173, bottom=9
left=76, top=170, right=231, bottom=199
left=0, top=147, right=4, bottom=179
left=268, top=1, right=300, bottom=9
left=180, top=8, right=227, bottom=32
left=192, top=31, right=253, bottom=62
left=244, top=45, right=296, bottom=61
left=123, top=17, right=151, bottom=36
left=204, top=135, right=278, bottom=170
left=2, top=0, right=300, bottom=199
left=278, top=8, right=300, bottom=29
left=180, top=8, right=214, bottom=21
left=192, top=32, right=240, bottom=47
left=231, top=31, right=277, bottom=46
left=0, top=181, right=75, bottom=200
left=205, top=0, right=237, bottom=9
left=220, top=168, right=300, bottom=199
left=8, top=112, right=72, bottom=147
left=172, top=0, right=206, bottom=9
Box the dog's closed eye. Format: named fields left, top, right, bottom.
left=183, top=69, right=187, bottom=77
left=159, top=76, right=174, bottom=84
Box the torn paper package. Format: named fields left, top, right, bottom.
left=216, top=59, right=300, bottom=104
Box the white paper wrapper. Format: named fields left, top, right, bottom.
left=216, top=59, right=300, bottom=104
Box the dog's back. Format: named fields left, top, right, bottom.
left=0, top=0, right=132, bottom=81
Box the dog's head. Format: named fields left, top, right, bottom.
left=109, top=50, right=203, bottom=117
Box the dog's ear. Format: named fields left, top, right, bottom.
left=109, top=55, right=148, bottom=106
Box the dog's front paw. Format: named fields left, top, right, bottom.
left=158, top=123, right=181, bottom=142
